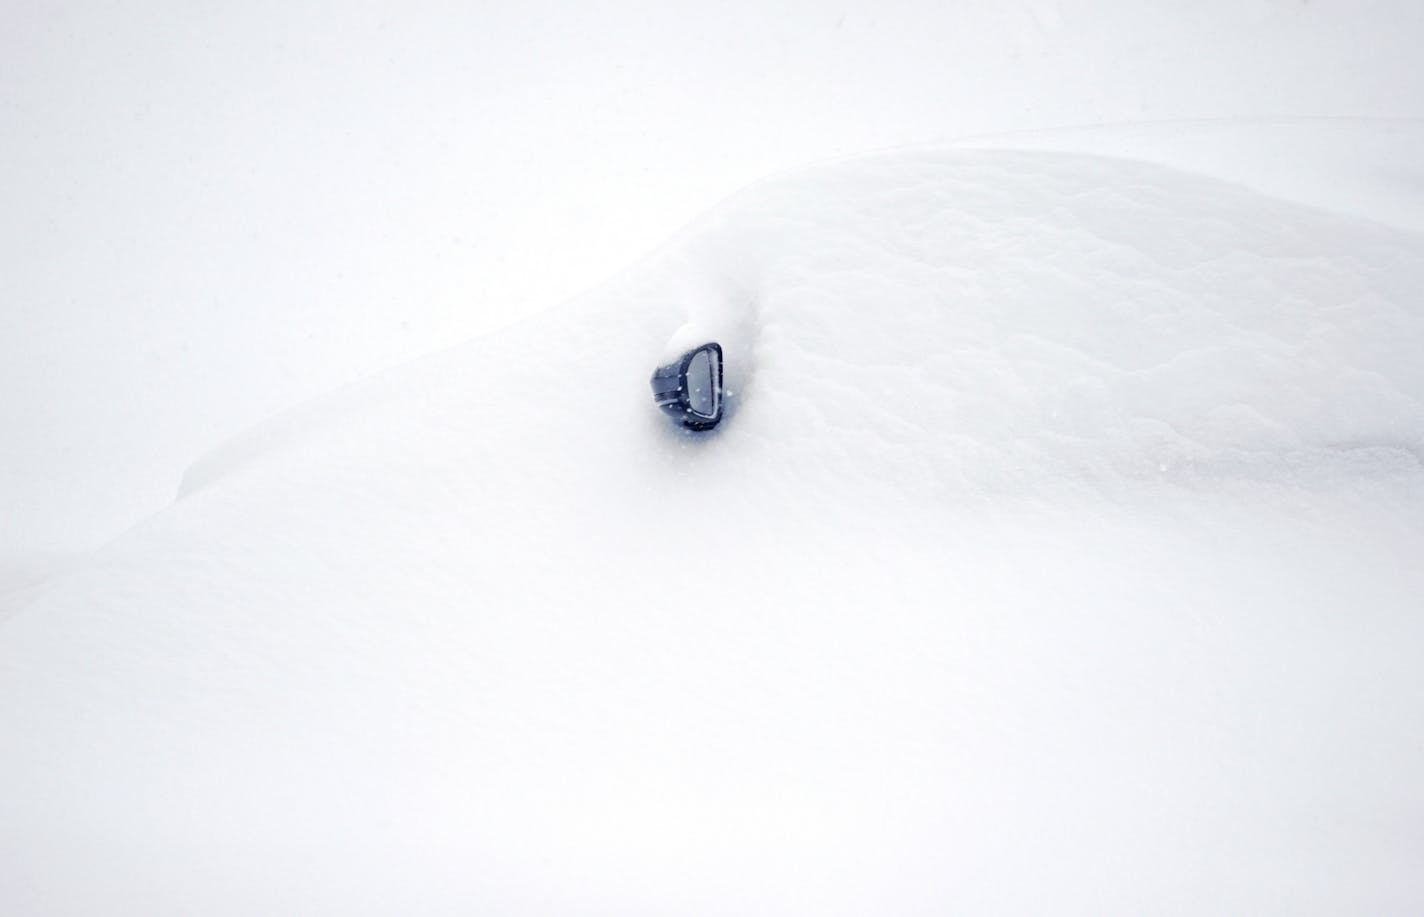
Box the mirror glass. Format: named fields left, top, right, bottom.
left=686, top=348, right=717, bottom=417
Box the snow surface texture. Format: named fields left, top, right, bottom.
left=3, top=150, right=1424, bottom=914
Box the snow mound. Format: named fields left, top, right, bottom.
left=4, top=150, right=1424, bottom=915
left=183, top=150, right=1424, bottom=502
left=671, top=150, right=1424, bottom=495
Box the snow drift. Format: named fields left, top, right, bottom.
left=3, top=150, right=1423, bottom=915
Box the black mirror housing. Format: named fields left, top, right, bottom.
left=651, top=342, right=724, bottom=431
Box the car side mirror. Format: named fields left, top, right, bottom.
left=650, top=342, right=723, bottom=430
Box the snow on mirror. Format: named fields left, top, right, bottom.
left=650, top=342, right=723, bottom=430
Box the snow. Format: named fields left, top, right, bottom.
left=3, top=149, right=1424, bottom=914
left=5, top=1, right=1424, bottom=570
left=946, top=118, right=1424, bottom=234
left=6, top=2, right=1424, bottom=910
